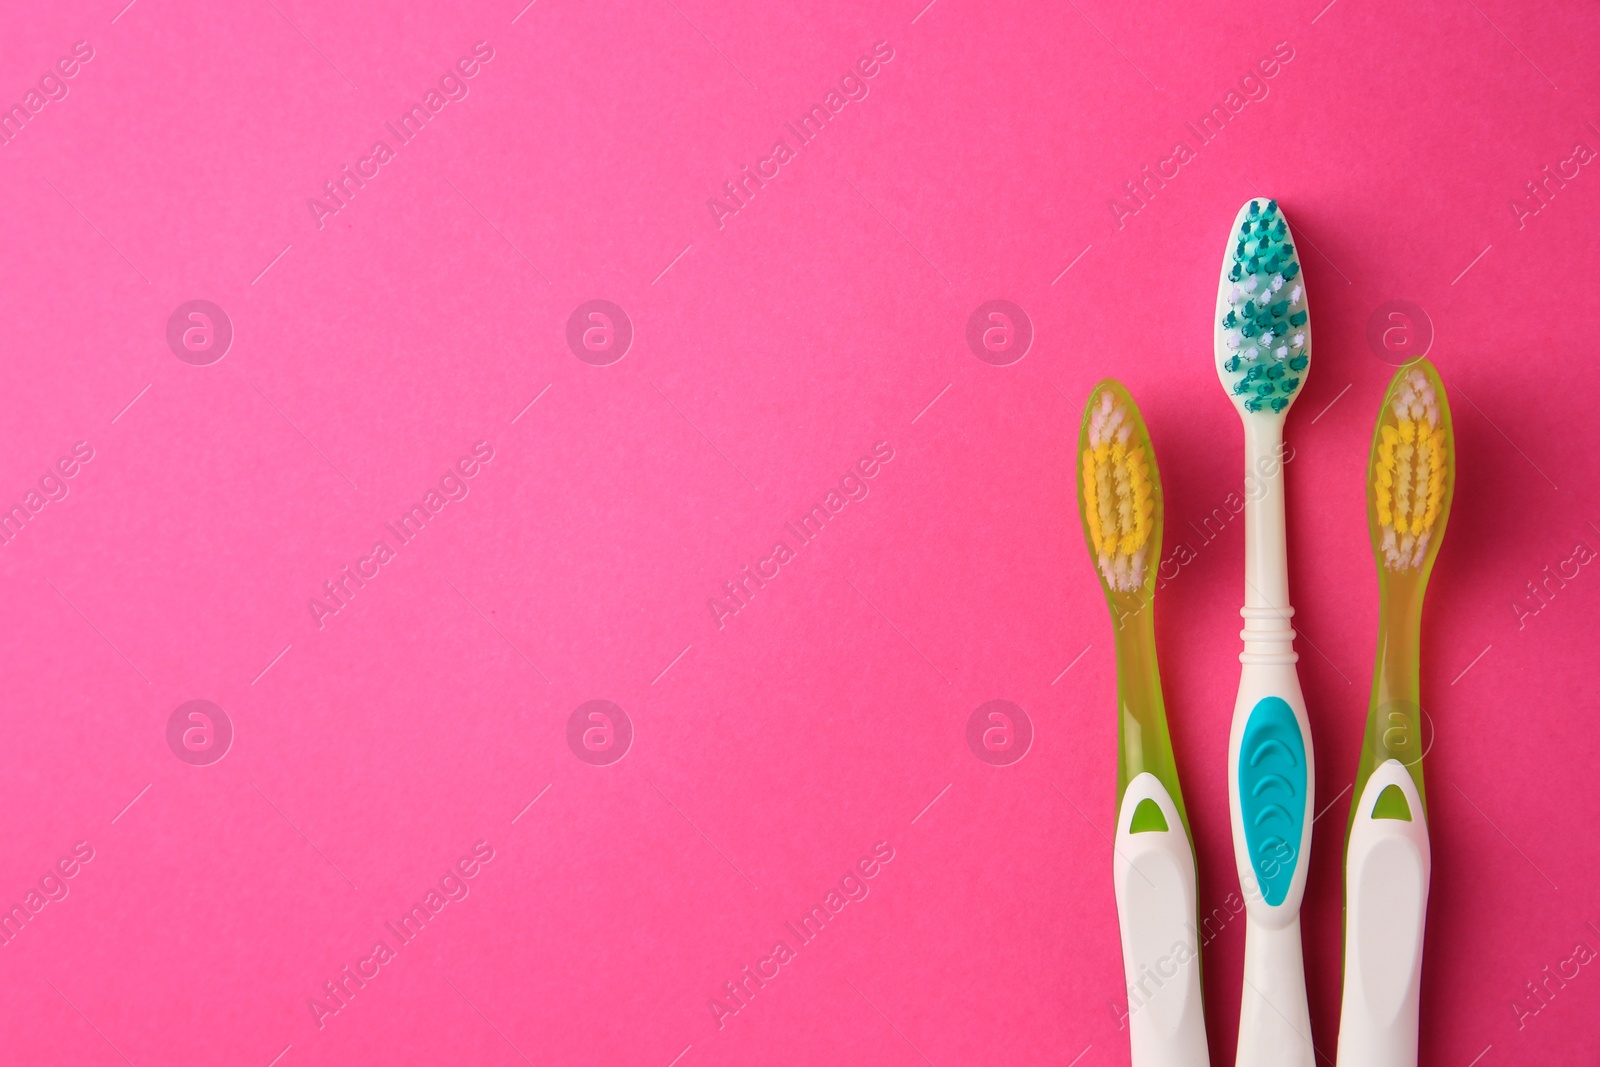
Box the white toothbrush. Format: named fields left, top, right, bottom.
left=1212, top=197, right=1317, bottom=1067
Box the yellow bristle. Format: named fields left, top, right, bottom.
left=1082, top=450, right=1102, bottom=555
left=1373, top=369, right=1451, bottom=571
left=1422, top=429, right=1446, bottom=531
left=1081, top=392, right=1156, bottom=592
left=1096, top=447, right=1117, bottom=559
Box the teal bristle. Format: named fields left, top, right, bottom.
left=1216, top=198, right=1310, bottom=411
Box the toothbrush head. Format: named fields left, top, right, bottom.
left=1368, top=359, right=1455, bottom=575
left=1214, top=198, right=1311, bottom=416
left=1077, top=380, right=1162, bottom=599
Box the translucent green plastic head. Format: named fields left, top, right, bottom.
left=1076, top=380, right=1162, bottom=606
left=1368, top=358, right=1455, bottom=584
left=1351, top=358, right=1455, bottom=819
left=1076, top=381, right=1188, bottom=829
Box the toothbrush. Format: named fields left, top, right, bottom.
left=1076, top=381, right=1210, bottom=1067
left=1336, top=360, right=1454, bottom=1067
left=1212, top=197, right=1317, bottom=1067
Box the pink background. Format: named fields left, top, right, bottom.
left=2, top=0, right=1597, bottom=1064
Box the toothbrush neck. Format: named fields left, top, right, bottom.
left=1366, top=575, right=1429, bottom=807
left=1240, top=416, right=1296, bottom=661
left=1242, top=416, right=1291, bottom=609
left=1111, top=602, right=1161, bottom=778
left=1375, top=579, right=1425, bottom=703
left=1109, top=595, right=1192, bottom=837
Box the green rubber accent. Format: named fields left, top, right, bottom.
left=1219, top=199, right=1310, bottom=413
left=1371, top=784, right=1412, bottom=821
left=1130, top=798, right=1169, bottom=834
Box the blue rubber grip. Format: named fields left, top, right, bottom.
left=1237, top=696, right=1307, bottom=906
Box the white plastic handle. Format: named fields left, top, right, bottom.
left=1238, top=912, right=1314, bottom=1066
left=1229, top=658, right=1316, bottom=1067
left=1227, top=412, right=1317, bottom=1067
left=1337, top=760, right=1430, bottom=1067
left=1114, top=773, right=1211, bottom=1067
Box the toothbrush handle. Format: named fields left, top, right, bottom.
left=1337, top=762, right=1430, bottom=1067
left=1233, top=390, right=1314, bottom=1067
left=1114, top=774, right=1210, bottom=1067
left=1238, top=914, right=1315, bottom=1067
left=1229, top=655, right=1315, bottom=1067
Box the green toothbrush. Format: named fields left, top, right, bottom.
left=1076, top=380, right=1209, bottom=1067
left=1337, top=359, right=1455, bottom=1066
